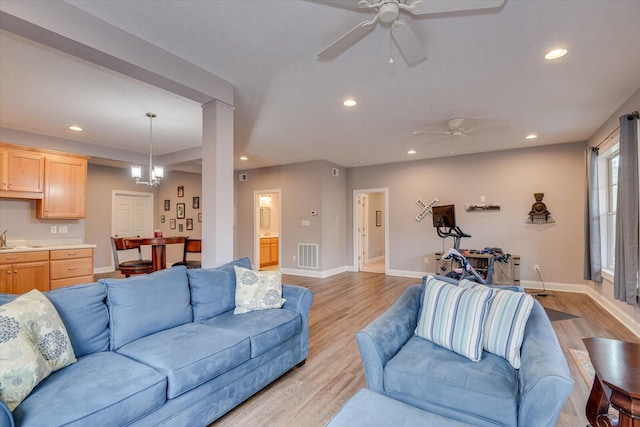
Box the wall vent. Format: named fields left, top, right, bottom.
left=298, top=243, right=319, bottom=269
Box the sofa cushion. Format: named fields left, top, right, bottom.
left=415, top=275, right=493, bottom=361
left=102, top=266, right=193, bottom=350
left=384, top=335, right=518, bottom=427
left=12, top=351, right=166, bottom=427
left=233, top=266, right=286, bottom=314
left=459, top=280, right=534, bottom=369
left=204, top=308, right=301, bottom=358
left=117, top=323, right=250, bottom=399
left=188, top=257, right=252, bottom=322
left=46, top=282, right=109, bottom=357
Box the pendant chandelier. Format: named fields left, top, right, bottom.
left=131, top=112, right=164, bottom=186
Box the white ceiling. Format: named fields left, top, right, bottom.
left=1, top=0, right=639, bottom=171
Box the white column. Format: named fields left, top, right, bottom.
left=201, top=100, right=234, bottom=266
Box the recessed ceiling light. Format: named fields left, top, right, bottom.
left=525, top=134, right=538, bottom=140
left=408, top=150, right=416, bottom=154
left=343, top=99, right=357, bottom=107
left=239, top=156, right=248, bottom=161
left=544, top=48, right=567, bottom=60
left=68, top=125, right=83, bottom=131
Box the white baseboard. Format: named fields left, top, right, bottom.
left=281, top=265, right=347, bottom=279
left=94, top=266, right=115, bottom=274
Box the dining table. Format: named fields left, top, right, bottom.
left=124, top=236, right=186, bottom=272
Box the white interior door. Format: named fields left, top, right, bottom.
left=111, top=190, right=154, bottom=265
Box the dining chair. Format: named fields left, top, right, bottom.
left=110, top=237, right=153, bottom=277
left=172, top=238, right=202, bottom=269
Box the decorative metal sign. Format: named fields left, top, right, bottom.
left=415, top=197, right=439, bottom=222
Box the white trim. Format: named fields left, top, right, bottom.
left=353, top=188, right=389, bottom=274
left=386, top=269, right=426, bottom=279
left=281, top=265, right=347, bottom=279
left=94, top=266, right=115, bottom=274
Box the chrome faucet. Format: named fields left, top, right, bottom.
left=0, top=230, right=7, bottom=248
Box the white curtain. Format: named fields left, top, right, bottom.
left=614, top=112, right=639, bottom=304
left=584, top=147, right=602, bottom=282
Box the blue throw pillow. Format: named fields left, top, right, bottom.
left=187, top=257, right=252, bottom=322
left=102, top=266, right=192, bottom=350
left=415, top=275, right=494, bottom=361
left=459, top=279, right=534, bottom=368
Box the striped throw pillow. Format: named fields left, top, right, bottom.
left=460, top=279, right=534, bottom=368
left=415, top=275, right=494, bottom=361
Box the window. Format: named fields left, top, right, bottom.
left=605, top=147, right=619, bottom=270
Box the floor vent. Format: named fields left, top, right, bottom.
left=298, top=244, right=319, bottom=269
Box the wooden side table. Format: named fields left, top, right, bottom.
left=583, top=337, right=640, bottom=427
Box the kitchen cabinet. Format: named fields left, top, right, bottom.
left=0, top=144, right=45, bottom=198
left=259, top=237, right=279, bottom=268
left=37, top=154, right=88, bottom=219
left=50, top=248, right=94, bottom=289
left=0, top=251, right=50, bottom=294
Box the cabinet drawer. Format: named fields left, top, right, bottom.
left=50, top=248, right=93, bottom=260
left=50, top=275, right=94, bottom=290
left=50, top=258, right=93, bottom=279
left=0, top=251, right=49, bottom=264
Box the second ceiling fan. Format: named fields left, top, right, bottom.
left=317, top=0, right=505, bottom=65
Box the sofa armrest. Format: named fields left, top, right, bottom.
left=0, top=399, right=15, bottom=427
left=517, top=302, right=574, bottom=427
left=355, top=285, right=422, bottom=393
left=282, top=284, right=313, bottom=361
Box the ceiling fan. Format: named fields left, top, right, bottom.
left=317, top=0, right=505, bottom=65
left=413, top=117, right=508, bottom=139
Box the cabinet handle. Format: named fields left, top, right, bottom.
left=14, top=270, right=17, bottom=274
left=67, top=267, right=77, bottom=271
left=67, top=252, right=77, bottom=256
left=6, top=256, right=18, bottom=260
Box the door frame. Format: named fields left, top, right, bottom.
left=353, top=188, right=389, bottom=273
left=254, top=189, right=282, bottom=270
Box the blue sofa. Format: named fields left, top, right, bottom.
left=356, top=283, right=573, bottom=427
left=0, top=259, right=313, bottom=427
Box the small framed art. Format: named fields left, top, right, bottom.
left=177, top=203, right=185, bottom=219
left=170, top=219, right=176, bottom=230
left=186, top=218, right=193, bottom=230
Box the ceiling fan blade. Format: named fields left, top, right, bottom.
left=317, top=20, right=374, bottom=60
left=408, top=0, right=505, bottom=15
left=391, top=20, right=427, bottom=65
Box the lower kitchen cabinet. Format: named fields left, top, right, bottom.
left=49, top=248, right=94, bottom=290
left=0, top=251, right=50, bottom=294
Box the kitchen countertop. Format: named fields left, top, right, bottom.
left=0, top=242, right=96, bottom=254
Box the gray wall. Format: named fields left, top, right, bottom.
left=235, top=160, right=346, bottom=271
left=0, top=199, right=84, bottom=243
left=346, top=142, right=586, bottom=284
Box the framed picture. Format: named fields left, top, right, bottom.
left=164, top=200, right=170, bottom=211
left=193, top=196, right=200, bottom=209
left=376, top=210, right=382, bottom=227
left=170, top=219, right=176, bottom=230
left=178, top=223, right=184, bottom=232
left=177, top=203, right=185, bottom=219
left=160, top=215, right=165, bottom=223
left=198, top=212, right=202, bottom=223
left=177, top=186, right=184, bottom=198
left=186, top=218, right=193, bottom=230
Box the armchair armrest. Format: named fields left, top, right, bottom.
left=282, top=284, right=313, bottom=362
left=0, top=399, right=14, bottom=427
left=355, top=285, right=422, bottom=393
left=517, top=302, right=574, bottom=427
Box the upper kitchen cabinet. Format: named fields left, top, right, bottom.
left=37, top=154, right=88, bottom=219
left=0, top=143, right=45, bottom=198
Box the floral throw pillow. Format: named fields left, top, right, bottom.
left=0, top=290, right=76, bottom=411
left=233, top=266, right=286, bottom=314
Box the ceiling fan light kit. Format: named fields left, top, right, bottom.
left=317, top=0, right=505, bottom=65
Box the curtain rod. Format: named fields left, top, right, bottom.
left=595, top=110, right=639, bottom=149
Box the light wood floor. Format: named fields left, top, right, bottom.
left=97, top=270, right=639, bottom=426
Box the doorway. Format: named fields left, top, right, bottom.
left=353, top=188, right=388, bottom=274
left=254, top=190, right=281, bottom=271
left=111, top=190, right=154, bottom=266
